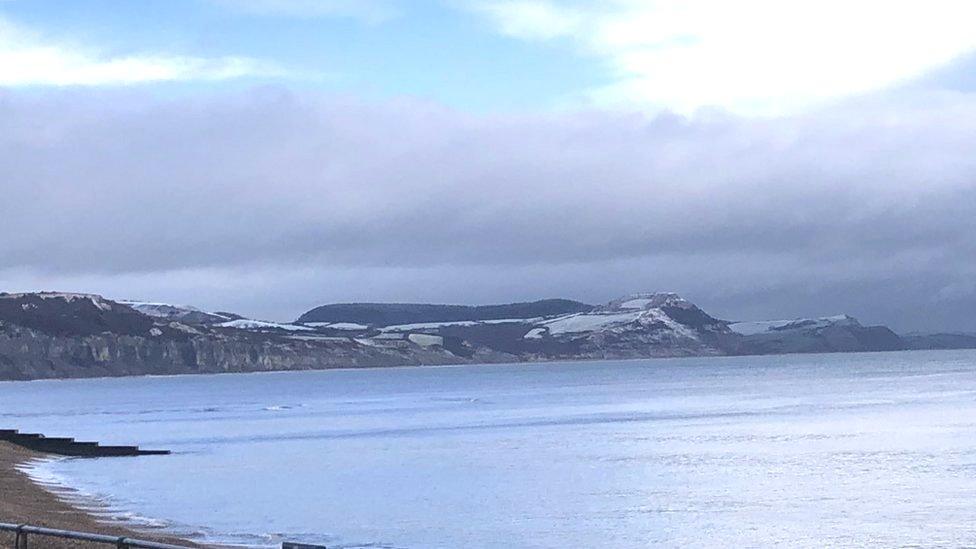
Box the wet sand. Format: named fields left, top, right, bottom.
left=0, top=442, right=197, bottom=548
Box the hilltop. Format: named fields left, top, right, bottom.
left=0, top=290, right=934, bottom=380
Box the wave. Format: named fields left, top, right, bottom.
left=429, top=396, right=487, bottom=404
left=19, top=458, right=334, bottom=549
left=262, top=404, right=305, bottom=411
left=17, top=459, right=191, bottom=539
left=90, top=510, right=172, bottom=530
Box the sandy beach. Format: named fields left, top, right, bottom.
left=0, top=441, right=196, bottom=549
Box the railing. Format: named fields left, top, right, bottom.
left=0, top=523, right=190, bottom=548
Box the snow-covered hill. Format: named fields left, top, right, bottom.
left=312, top=292, right=905, bottom=359
left=121, top=301, right=232, bottom=324
left=0, top=290, right=914, bottom=380
left=511, top=292, right=730, bottom=358
left=725, top=313, right=903, bottom=355
left=728, top=315, right=857, bottom=336
left=344, top=293, right=732, bottom=359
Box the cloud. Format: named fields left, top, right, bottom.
left=211, top=0, right=400, bottom=23
left=0, top=16, right=278, bottom=86
left=471, top=0, right=583, bottom=40
left=468, top=0, right=976, bottom=115
left=1, top=85, right=976, bottom=329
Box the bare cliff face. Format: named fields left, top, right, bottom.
left=0, top=324, right=470, bottom=380
left=0, top=293, right=477, bottom=380
left=0, top=291, right=909, bottom=381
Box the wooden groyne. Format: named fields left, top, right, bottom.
left=0, top=429, right=169, bottom=457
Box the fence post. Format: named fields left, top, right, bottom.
left=15, top=524, right=27, bottom=549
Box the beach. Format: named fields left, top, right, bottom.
left=0, top=442, right=194, bottom=549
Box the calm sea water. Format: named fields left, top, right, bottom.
left=3, top=351, right=976, bottom=548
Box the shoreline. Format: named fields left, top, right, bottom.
left=0, top=442, right=198, bottom=548
left=0, top=347, right=967, bottom=385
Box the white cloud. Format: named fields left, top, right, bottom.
left=471, top=0, right=583, bottom=40
left=0, top=16, right=278, bottom=86
left=212, top=0, right=399, bottom=23
left=471, top=0, right=976, bottom=115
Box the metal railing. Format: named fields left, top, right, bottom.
left=0, top=522, right=190, bottom=548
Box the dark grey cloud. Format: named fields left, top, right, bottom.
left=2, top=86, right=976, bottom=330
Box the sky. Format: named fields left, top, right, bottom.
left=2, top=0, right=976, bottom=331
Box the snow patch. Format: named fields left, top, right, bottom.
left=286, top=335, right=350, bottom=342
left=329, top=323, right=369, bottom=330
left=382, top=320, right=479, bottom=332
left=123, top=301, right=199, bottom=315
left=121, top=301, right=231, bottom=321
left=483, top=317, right=543, bottom=324
left=728, top=315, right=856, bottom=335
left=533, top=306, right=703, bottom=343
left=541, top=311, right=645, bottom=335
left=123, top=301, right=202, bottom=310
left=381, top=318, right=538, bottom=332
left=618, top=298, right=655, bottom=309
left=2, top=292, right=114, bottom=311
left=608, top=292, right=693, bottom=311
left=727, top=320, right=793, bottom=336
left=372, top=333, right=405, bottom=340
left=408, top=333, right=444, bottom=347
left=315, top=322, right=369, bottom=330
left=216, top=319, right=314, bottom=332
left=168, top=322, right=202, bottom=335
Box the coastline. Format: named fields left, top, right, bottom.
left=0, top=442, right=198, bottom=548
left=0, top=347, right=964, bottom=385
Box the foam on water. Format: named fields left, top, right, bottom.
left=20, top=458, right=163, bottom=521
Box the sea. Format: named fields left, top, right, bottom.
left=3, top=350, right=976, bottom=548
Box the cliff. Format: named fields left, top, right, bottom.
left=0, top=291, right=913, bottom=381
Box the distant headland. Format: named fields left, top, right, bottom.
left=0, top=291, right=972, bottom=381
